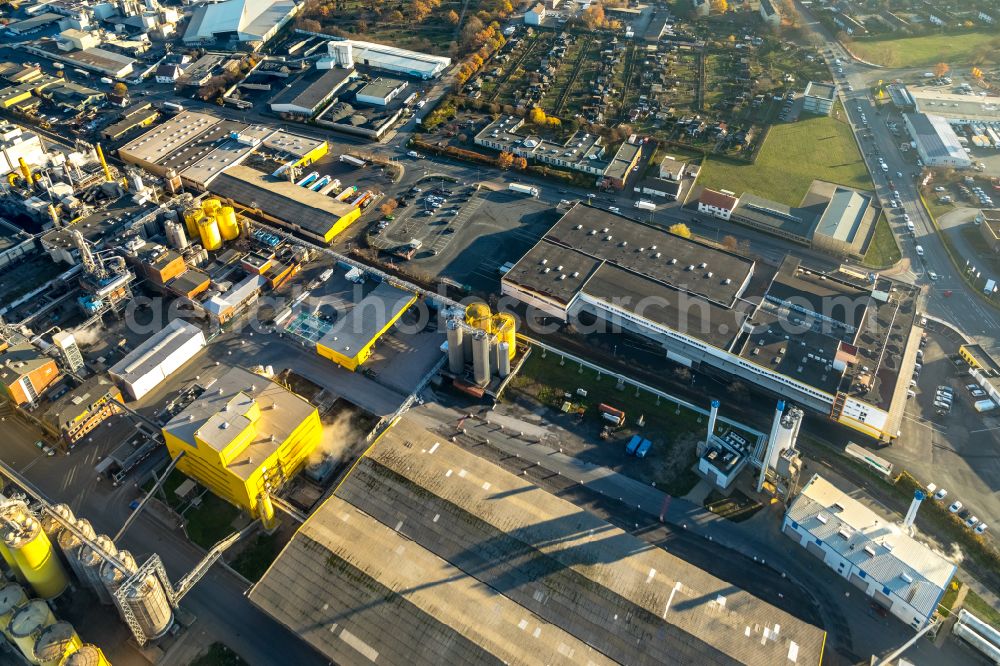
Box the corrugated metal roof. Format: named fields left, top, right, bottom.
left=787, top=475, right=955, bottom=618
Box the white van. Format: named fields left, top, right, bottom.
left=915, top=245, right=924, bottom=257
left=906, top=221, right=915, bottom=233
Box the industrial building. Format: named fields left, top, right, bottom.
left=0, top=123, right=46, bottom=176
left=250, top=423, right=827, bottom=665
left=317, top=39, right=451, bottom=79
left=210, top=166, right=360, bottom=243
left=802, top=82, right=836, bottom=116
left=904, top=113, right=971, bottom=168
left=162, top=366, right=322, bottom=517
left=911, top=89, right=1000, bottom=121
left=39, top=375, right=123, bottom=445
left=784, top=475, right=955, bottom=630
left=315, top=282, right=416, bottom=371
left=600, top=140, right=643, bottom=190
left=268, top=66, right=356, bottom=116
left=108, top=319, right=206, bottom=402
left=502, top=205, right=920, bottom=442
left=183, top=0, right=300, bottom=48
left=117, top=111, right=328, bottom=190
left=354, top=77, right=408, bottom=107
left=726, top=181, right=878, bottom=259
left=0, top=342, right=61, bottom=407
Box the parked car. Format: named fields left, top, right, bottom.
left=934, top=487, right=948, bottom=500
left=975, top=523, right=989, bottom=534
left=965, top=516, right=980, bottom=529
left=949, top=501, right=963, bottom=513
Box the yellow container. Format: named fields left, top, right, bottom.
left=59, top=644, right=110, bottom=666
left=464, top=303, right=492, bottom=333
left=182, top=206, right=201, bottom=237
left=9, top=599, right=56, bottom=663
left=34, top=621, right=81, bottom=666
left=492, top=312, right=516, bottom=359
left=0, top=582, right=28, bottom=637
left=201, top=198, right=221, bottom=215
left=257, top=492, right=276, bottom=531
left=197, top=216, right=222, bottom=251
left=8, top=518, right=70, bottom=600
left=216, top=206, right=239, bottom=241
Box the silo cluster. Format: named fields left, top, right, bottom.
left=445, top=303, right=519, bottom=387
left=181, top=197, right=240, bottom=253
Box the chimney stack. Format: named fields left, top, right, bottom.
left=756, top=400, right=785, bottom=493
left=903, top=489, right=925, bottom=530
left=706, top=399, right=719, bottom=443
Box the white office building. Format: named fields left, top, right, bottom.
left=784, top=475, right=956, bottom=630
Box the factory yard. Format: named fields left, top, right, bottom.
left=507, top=349, right=760, bottom=497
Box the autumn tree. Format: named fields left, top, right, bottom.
left=668, top=223, right=692, bottom=239
left=933, top=62, right=950, bottom=77
left=720, top=235, right=738, bottom=251
left=710, top=0, right=727, bottom=13
left=446, top=9, right=460, bottom=23
left=581, top=4, right=605, bottom=29
left=547, top=116, right=561, bottom=128
left=497, top=151, right=515, bottom=169
left=528, top=107, right=547, bottom=125
left=380, top=199, right=398, bottom=216
left=112, top=82, right=128, bottom=97
left=513, top=156, right=528, bottom=170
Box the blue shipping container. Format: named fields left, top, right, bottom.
left=636, top=439, right=652, bottom=458
left=625, top=435, right=642, bottom=455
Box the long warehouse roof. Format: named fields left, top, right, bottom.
left=108, top=318, right=204, bottom=384
left=250, top=423, right=826, bottom=666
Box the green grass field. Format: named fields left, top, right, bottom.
left=862, top=213, right=901, bottom=269
left=698, top=103, right=871, bottom=206
left=849, top=31, right=1000, bottom=68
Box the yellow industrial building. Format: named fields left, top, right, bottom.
left=162, top=366, right=322, bottom=518
left=316, top=282, right=416, bottom=371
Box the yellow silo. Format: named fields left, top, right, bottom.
left=182, top=206, right=202, bottom=237
left=216, top=206, right=239, bottom=241
left=492, top=312, right=517, bottom=359
left=197, top=216, right=222, bottom=251
left=0, top=583, right=28, bottom=637
left=59, top=644, right=111, bottom=666
left=465, top=303, right=493, bottom=333
left=201, top=198, right=221, bottom=215
left=59, top=643, right=111, bottom=666
left=0, top=501, right=26, bottom=582
left=34, top=621, right=82, bottom=666
left=9, top=599, right=56, bottom=663
left=6, top=511, right=70, bottom=600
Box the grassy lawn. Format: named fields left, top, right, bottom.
left=862, top=213, right=901, bottom=269
left=698, top=102, right=871, bottom=206
left=849, top=31, right=1000, bottom=68
left=964, top=587, right=1000, bottom=629
left=190, top=643, right=247, bottom=666
left=185, top=493, right=241, bottom=550
left=230, top=532, right=282, bottom=582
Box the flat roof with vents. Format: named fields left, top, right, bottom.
left=118, top=111, right=221, bottom=169
left=250, top=422, right=827, bottom=666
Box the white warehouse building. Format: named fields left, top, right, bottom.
left=904, top=113, right=972, bottom=168
left=783, top=475, right=955, bottom=630
left=108, top=319, right=206, bottom=401
left=318, top=40, right=450, bottom=79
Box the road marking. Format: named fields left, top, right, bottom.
left=428, top=442, right=440, bottom=454
left=663, top=581, right=682, bottom=618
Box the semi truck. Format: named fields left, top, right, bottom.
left=161, top=101, right=184, bottom=114
left=598, top=403, right=625, bottom=426
left=508, top=183, right=539, bottom=197
left=340, top=154, right=366, bottom=168
left=634, top=200, right=656, bottom=211
left=974, top=399, right=996, bottom=413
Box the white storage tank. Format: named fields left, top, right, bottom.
left=9, top=599, right=56, bottom=663
left=121, top=574, right=173, bottom=640
left=76, top=536, right=116, bottom=604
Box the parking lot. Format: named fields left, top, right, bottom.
left=885, top=323, right=999, bottom=545
left=368, top=179, right=481, bottom=258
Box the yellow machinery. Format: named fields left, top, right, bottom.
left=0, top=582, right=28, bottom=637
left=34, top=621, right=81, bottom=666
left=59, top=645, right=111, bottom=666
left=2, top=503, right=70, bottom=600
left=216, top=206, right=239, bottom=241
left=197, top=216, right=222, bottom=251
left=94, top=145, right=112, bottom=183
left=257, top=492, right=276, bottom=530
left=18, top=158, right=32, bottom=184
left=9, top=599, right=56, bottom=663
left=464, top=303, right=516, bottom=360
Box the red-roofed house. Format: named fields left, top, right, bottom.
left=698, top=188, right=739, bottom=220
